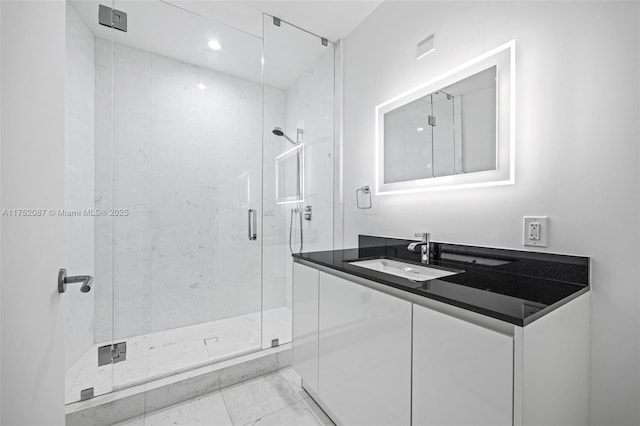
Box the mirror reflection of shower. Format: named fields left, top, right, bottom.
left=272, top=127, right=303, bottom=145
left=272, top=126, right=304, bottom=254
left=289, top=207, right=303, bottom=254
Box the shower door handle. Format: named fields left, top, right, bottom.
left=248, top=209, right=257, bottom=241
left=58, top=268, right=93, bottom=293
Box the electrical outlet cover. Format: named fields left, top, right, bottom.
left=523, top=216, right=548, bottom=247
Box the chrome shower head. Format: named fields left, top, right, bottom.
left=272, top=126, right=302, bottom=145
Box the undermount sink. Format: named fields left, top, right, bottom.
left=349, top=258, right=459, bottom=281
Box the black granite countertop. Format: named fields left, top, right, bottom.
left=292, top=235, right=590, bottom=326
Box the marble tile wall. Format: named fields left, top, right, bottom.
left=64, top=3, right=96, bottom=368
left=261, top=87, right=288, bottom=313
left=260, top=42, right=336, bottom=324
left=281, top=48, right=336, bottom=310
left=74, top=19, right=334, bottom=346
left=94, top=40, right=285, bottom=341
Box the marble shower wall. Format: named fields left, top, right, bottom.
left=65, top=3, right=96, bottom=368
left=261, top=88, right=289, bottom=312
left=261, top=46, right=336, bottom=319
left=94, top=40, right=283, bottom=341
left=282, top=48, right=336, bottom=309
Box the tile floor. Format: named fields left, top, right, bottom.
left=66, top=307, right=292, bottom=404
left=113, top=368, right=334, bottom=426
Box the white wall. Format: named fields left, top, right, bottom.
left=342, top=1, right=640, bottom=425
left=1, top=0, right=67, bottom=423
left=94, top=40, right=269, bottom=341
left=65, top=2, right=96, bottom=368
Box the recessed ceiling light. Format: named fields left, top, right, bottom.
left=417, top=127, right=424, bottom=132
left=208, top=40, right=221, bottom=51
left=198, top=83, right=207, bottom=90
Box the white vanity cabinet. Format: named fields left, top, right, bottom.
left=292, top=260, right=590, bottom=426
left=318, top=272, right=412, bottom=426
left=292, top=263, right=320, bottom=395
left=412, top=304, right=513, bottom=426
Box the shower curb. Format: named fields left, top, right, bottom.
left=65, top=344, right=292, bottom=426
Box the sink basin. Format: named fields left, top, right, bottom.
left=349, top=258, right=459, bottom=281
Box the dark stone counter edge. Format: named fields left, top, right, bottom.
left=292, top=255, right=590, bottom=327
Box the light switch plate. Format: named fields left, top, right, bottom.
left=523, top=216, right=548, bottom=247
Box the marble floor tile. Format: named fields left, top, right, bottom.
left=278, top=367, right=307, bottom=400
left=250, top=400, right=321, bottom=426
left=301, top=397, right=335, bottom=426
left=276, top=368, right=334, bottom=425
left=261, top=307, right=292, bottom=349
left=147, top=338, right=210, bottom=378
left=220, top=372, right=301, bottom=425
left=65, top=348, right=114, bottom=404
left=108, top=368, right=334, bottom=426
left=144, top=392, right=232, bottom=426
left=145, top=323, right=204, bottom=349
left=113, top=415, right=145, bottom=426
left=114, top=335, right=152, bottom=386
left=66, top=307, right=291, bottom=405
left=201, top=314, right=261, bottom=360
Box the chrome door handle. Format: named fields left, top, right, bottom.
left=58, top=268, right=93, bottom=293
left=248, top=209, right=257, bottom=241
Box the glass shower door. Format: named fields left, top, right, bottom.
left=102, top=0, right=264, bottom=388
left=262, top=15, right=336, bottom=349
left=64, top=0, right=339, bottom=400
left=432, top=91, right=456, bottom=177
left=64, top=0, right=114, bottom=404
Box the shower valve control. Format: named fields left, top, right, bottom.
left=304, top=205, right=312, bottom=221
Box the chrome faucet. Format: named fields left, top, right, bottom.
left=407, top=233, right=430, bottom=264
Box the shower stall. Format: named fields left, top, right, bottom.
left=64, top=0, right=337, bottom=404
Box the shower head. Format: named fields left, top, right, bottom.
left=272, top=126, right=303, bottom=145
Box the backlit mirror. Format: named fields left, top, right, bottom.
left=376, top=41, right=514, bottom=194
left=276, top=144, right=304, bottom=204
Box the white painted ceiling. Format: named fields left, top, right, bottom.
left=165, top=0, right=382, bottom=41
left=69, top=0, right=381, bottom=89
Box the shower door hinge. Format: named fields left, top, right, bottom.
left=428, top=115, right=436, bottom=126
left=80, top=387, right=94, bottom=401
left=98, top=342, right=127, bottom=366
left=98, top=4, right=128, bottom=32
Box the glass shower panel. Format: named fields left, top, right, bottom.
left=103, top=0, right=264, bottom=388
left=432, top=91, right=456, bottom=177
left=262, top=15, right=335, bottom=349
left=64, top=0, right=115, bottom=404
